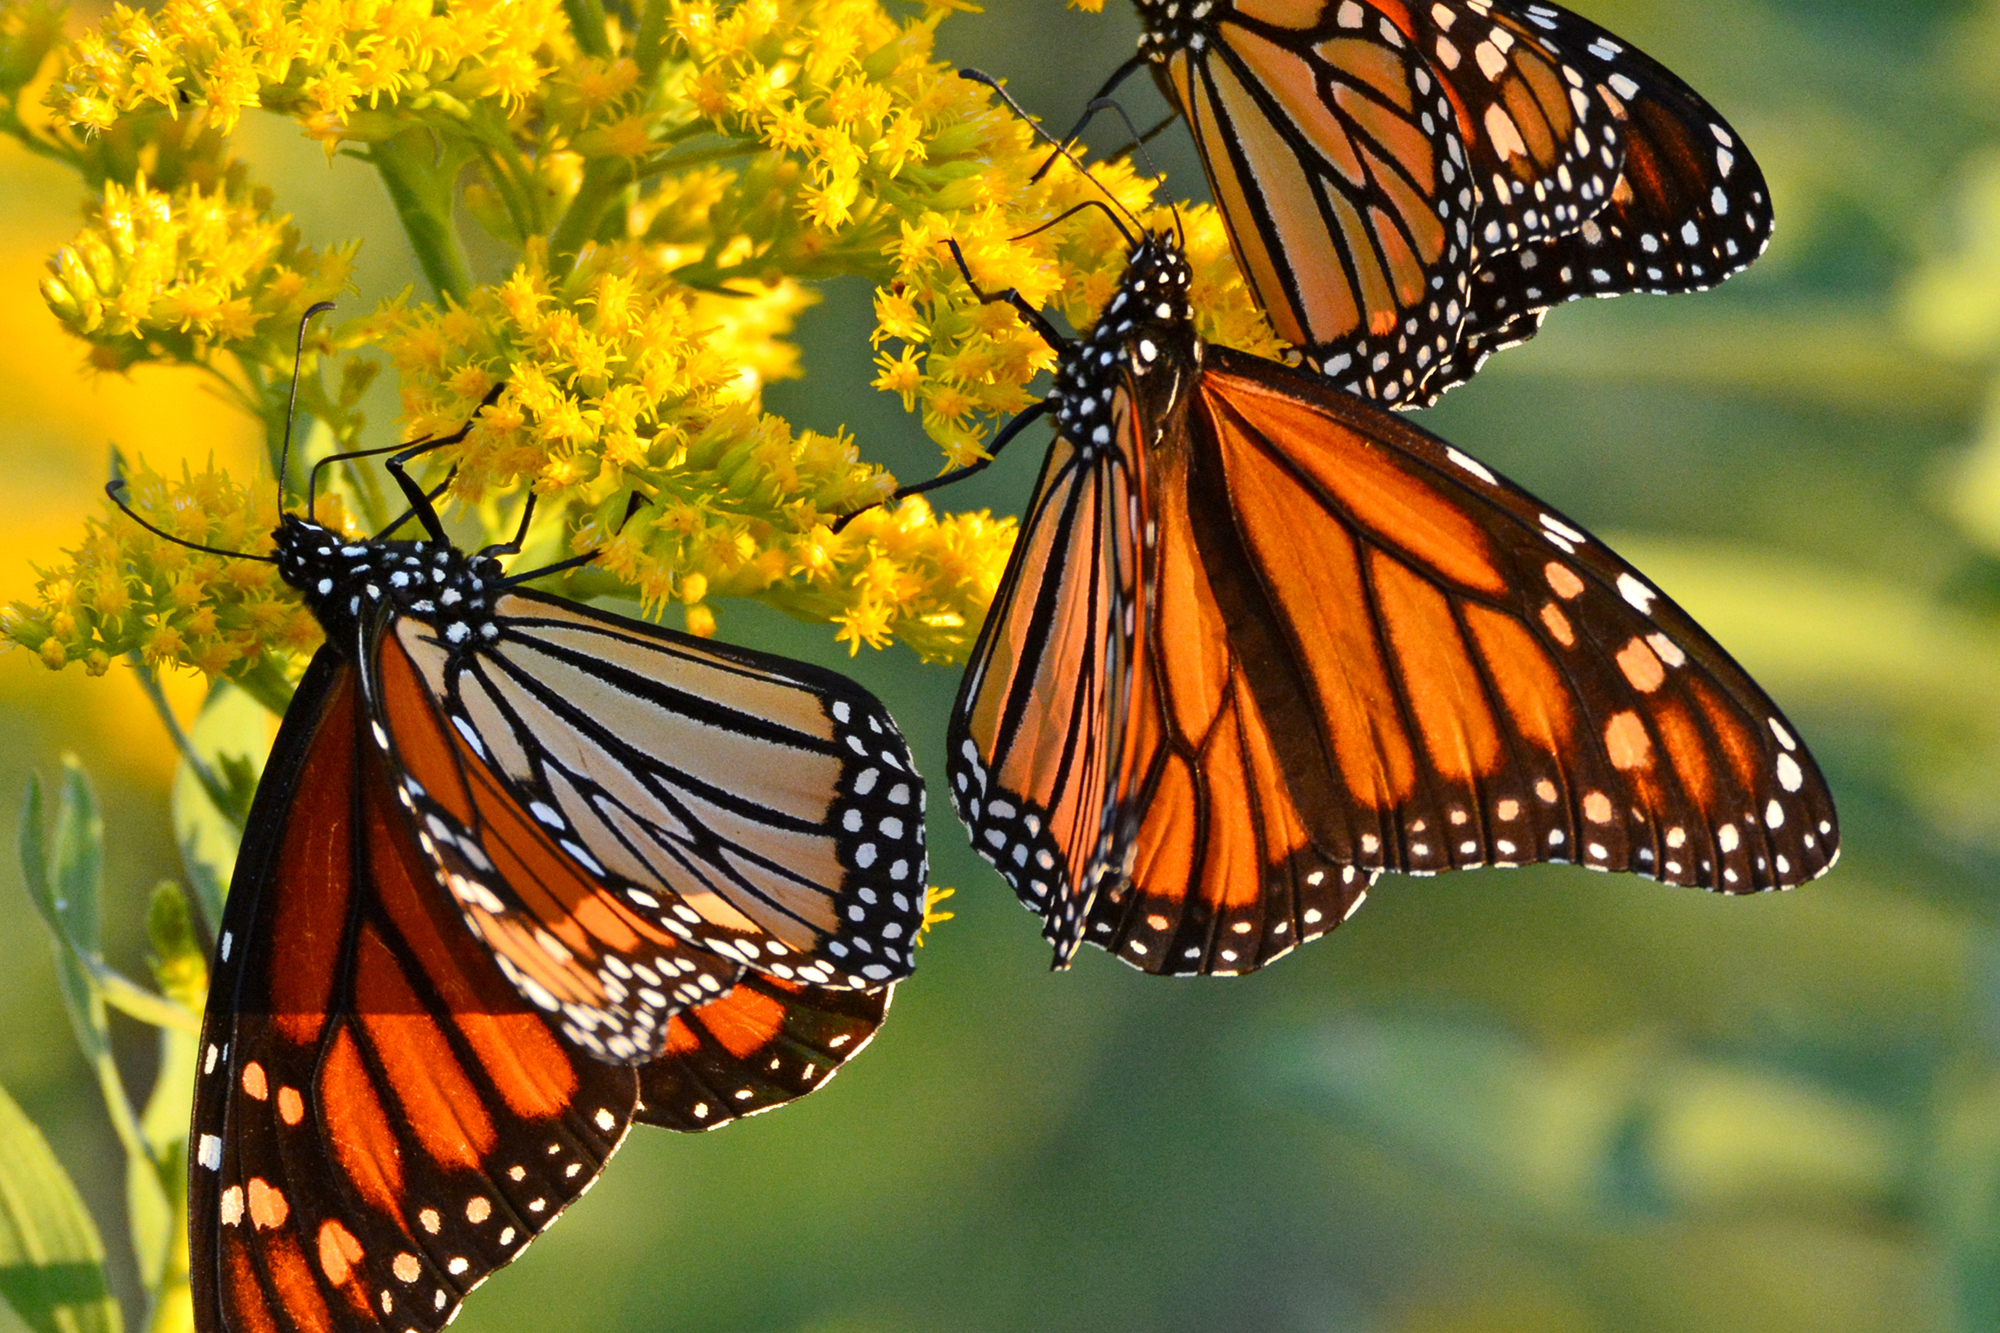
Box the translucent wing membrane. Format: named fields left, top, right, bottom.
left=189, top=655, right=642, bottom=1333
left=1160, top=4, right=1475, bottom=406
left=1134, top=0, right=1772, bottom=406
left=370, top=590, right=926, bottom=1061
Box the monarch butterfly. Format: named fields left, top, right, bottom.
left=115, top=384, right=927, bottom=1331
left=931, top=224, right=1834, bottom=973
left=1086, top=0, right=1772, bottom=407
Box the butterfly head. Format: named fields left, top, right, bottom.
left=1049, top=232, right=1197, bottom=456
left=1132, top=0, right=1209, bottom=59
left=274, top=514, right=504, bottom=650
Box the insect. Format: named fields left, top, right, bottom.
left=920, top=222, right=1834, bottom=974
left=112, top=363, right=927, bottom=1331
left=1078, top=0, right=1772, bottom=407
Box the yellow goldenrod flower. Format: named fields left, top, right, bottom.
left=5, top=0, right=1261, bottom=688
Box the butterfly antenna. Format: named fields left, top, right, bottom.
left=958, top=68, right=1149, bottom=235
left=1074, top=94, right=1181, bottom=245
left=104, top=463, right=278, bottom=564
left=277, top=301, right=336, bottom=518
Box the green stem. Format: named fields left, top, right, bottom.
left=130, top=658, right=237, bottom=829
left=89, top=964, right=200, bottom=1034
left=547, top=156, right=635, bottom=278
left=635, top=0, right=671, bottom=78
left=368, top=133, right=474, bottom=305
left=563, top=0, right=612, bottom=59
left=141, top=1157, right=192, bottom=1333
left=229, top=660, right=297, bottom=718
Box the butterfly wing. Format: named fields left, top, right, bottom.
left=372, top=592, right=926, bottom=1062
left=1083, top=347, right=1836, bottom=974
left=948, top=421, right=1147, bottom=963
left=635, top=973, right=890, bottom=1131
left=1218, top=348, right=1832, bottom=880
left=190, top=649, right=641, bottom=1333
left=1157, top=2, right=1476, bottom=406
left=1147, top=0, right=1771, bottom=406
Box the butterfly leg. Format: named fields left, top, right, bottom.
left=381, top=384, right=509, bottom=543
left=830, top=399, right=1053, bottom=533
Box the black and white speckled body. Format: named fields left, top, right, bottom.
left=1046, top=233, right=1200, bottom=455
left=274, top=513, right=504, bottom=653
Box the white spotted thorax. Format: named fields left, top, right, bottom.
left=1046, top=232, right=1199, bottom=456
left=275, top=513, right=504, bottom=650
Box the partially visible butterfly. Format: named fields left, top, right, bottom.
left=110, top=376, right=925, bottom=1331
left=1088, top=0, right=1772, bottom=407
left=928, top=224, right=1833, bottom=974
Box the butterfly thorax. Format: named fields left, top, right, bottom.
left=1132, top=0, right=1217, bottom=59
left=1049, top=233, right=1199, bottom=458
left=274, top=514, right=503, bottom=651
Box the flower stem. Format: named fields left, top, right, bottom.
left=368, top=132, right=475, bottom=305
left=563, top=0, right=612, bottom=59
left=547, top=156, right=635, bottom=278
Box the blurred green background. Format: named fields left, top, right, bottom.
left=5, top=0, right=1999, bottom=1329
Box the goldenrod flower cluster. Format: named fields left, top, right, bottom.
left=2, top=0, right=1275, bottom=686
left=0, top=460, right=336, bottom=709
left=41, top=170, right=353, bottom=372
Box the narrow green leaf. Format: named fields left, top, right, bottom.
left=0, top=1078, right=121, bottom=1333
left=17, top=761, right=162, bottom=1203
left=50, top=759, right=102, bottom=960
left=18, top=774, right=52, bottom=934
left=169, top=682, right=271, bottom=932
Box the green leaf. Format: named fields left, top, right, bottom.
left=130, top=885, right=201, bottom=1302
left=0, top=1077, right=121, bottom=1333
left=170, top=681, right=271, bottom=932
left=16, top=761, right=165, bottom=1233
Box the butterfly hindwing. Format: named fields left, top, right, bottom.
left=190, top=650, right=641, bottom=1333
left=635, top=973, right=891, bottom=1131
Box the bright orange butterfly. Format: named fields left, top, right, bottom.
left=933, top=226, right=1833, bottom=973
left=1092, top=0, right=1772, bottom=407
left=115, top=392, right=926, bottom=1331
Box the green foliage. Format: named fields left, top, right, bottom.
left=16, top=760, right=200, bottom=1333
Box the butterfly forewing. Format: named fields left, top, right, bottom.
left=190, top=652, right=641, bottom=1333
left=635, top=973, right=891, bottom=1131
left=1133, top=0, right=1772, bottom=406
left=1162, top=2, right=1475, bottom=406
left=950, top=420, right=1146, bottom=961
left=373, top=590, right=926, bottom=1061
left=1193, top=348, right=1837, bottom=891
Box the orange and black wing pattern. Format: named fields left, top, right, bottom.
left=950, top=232, right=1836, bottom=976
left=1131, top=0, right=1771, bottom=406
left=947, top=384, right=1149, bottom=962
left=359, top=582, right=925, bottom=1064
left=189, top=649, right=642, bottom=1333
left=635, top=972, right=890, bottom=1132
